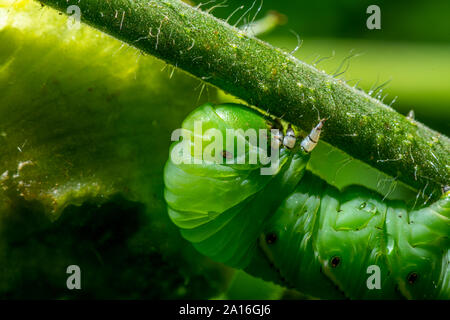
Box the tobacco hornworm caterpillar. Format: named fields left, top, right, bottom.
left=163, top=103, right=449, bottom=299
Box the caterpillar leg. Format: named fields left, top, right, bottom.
left=300, top=119, right=326, bottom=153
left=164, top=103, right=449, bottom=299
left=385, top=192, right=450, bottom=299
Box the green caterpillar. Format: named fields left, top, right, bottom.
left=164, top=103, right=450, bottom=299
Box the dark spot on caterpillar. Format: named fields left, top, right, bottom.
left=359, top=202, right=367, bottom=209
left=407, top=272, right=418, bottom=285
left=331, top=256, right=341, bottom=268
left=222, top=150, right=233, bottom=159
left=265, top=232, right=277, bottom=244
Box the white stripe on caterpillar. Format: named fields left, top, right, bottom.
left=301, top=119, right=326, bottom=153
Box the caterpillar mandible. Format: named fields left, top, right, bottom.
left=163, top=103, right=450, bottom=299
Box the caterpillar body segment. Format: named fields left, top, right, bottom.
left=163, top=103, right=450, bottom=299
left=300, top=119, right=326, bottom=153
left=164, top=103, right=310, bottom=267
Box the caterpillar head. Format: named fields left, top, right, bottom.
left=164, top=102, right=313, bottom=267
left=164, top=103, right=313, bottom=231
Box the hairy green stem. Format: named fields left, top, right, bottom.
left=38, top=0, right=449, bottom=195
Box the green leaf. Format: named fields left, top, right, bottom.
left=0, top=1, right=231, bottom=299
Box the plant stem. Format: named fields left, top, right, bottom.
left=38, top=0, right=449, bottom=195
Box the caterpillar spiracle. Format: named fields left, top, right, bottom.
left=163, top=103, right=450, bottom=299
